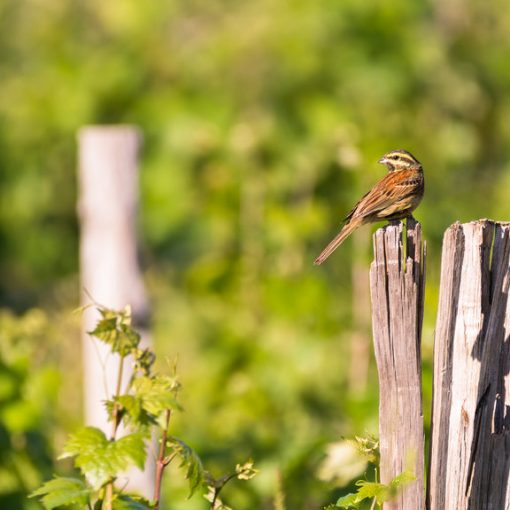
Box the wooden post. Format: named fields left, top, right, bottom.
left=77, top=125, right=154, bottom=496
left=369, top=218, right=425, bottom=509
left=428, top=220, right=510, bottom=509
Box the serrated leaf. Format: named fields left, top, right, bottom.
left=133, top=375, right=182, bottom=422
left=167, top=436, right=204, bottom=497
left=115, top=433, right=147, bottom=470
left=132, top=348, right=156, bottom=375
left=29, top=476, right=91, bottom=509
left=60, top=427, right=107, bottom=460
left=355, top=480, right=387, bottom=504
left=114, top=395, right=150, bottom=426
left=341, top=470, right=415, bottom=507
left=88, top=307, right=140, bottom=356
left=112, top=494, right=153, bottom=510
left=60, top=427, right=146, bottom=489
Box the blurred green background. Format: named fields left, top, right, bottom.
left=2, top=0, right=510, bottom=508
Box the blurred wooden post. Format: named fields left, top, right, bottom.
left=369, top=218, right=425, bottom=509
left=428, top=220, right=510, bottom=509
left=77, top=125, right=154, bottom=496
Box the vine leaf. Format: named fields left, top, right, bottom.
left=60, top=427, right=146, bottom=489
left=88, top=306, right=140, bottom=356
left=335, top=470, right=416, bottom=508
left=132, top=375, right=182, bottom=424
left=166, top=436, right=204, bottom=497
left=29, top=477, right=91, bottom=509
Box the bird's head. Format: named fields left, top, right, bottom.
left=378, top=149, right=422, bottom=172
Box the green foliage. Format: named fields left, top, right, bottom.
left=204, top=461, right=259, bottom=510
left=334, top=470, right=416, bottom=509
left=31, top=306, right=257, bottom=509
left=60, top=427, right=146, bottom=489
left=88, top=306, right=141, bottom=356
left=317, top=436, right=379, bottom=489
left=106, top=373, right=182, bottom=430
left=321, top=437, right=415, bottom=509
left=131, top=375, right=182, bottom=420
left=167, top=437, right=205, bottom=498
left=352, top=436, right=379, bottom=466
left=0, top=309, right=59, bottom=509
left=29, top=477, right=91, bottom=509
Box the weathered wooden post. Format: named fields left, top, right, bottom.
left=369, top=218, right=426, bottom=509
left=428, top=220, right=510, bottom=509
left=77, top=125, right=154, bottom=496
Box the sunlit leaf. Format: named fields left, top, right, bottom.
left=166, top=436, right=204, bottom=497
left=132, top=375, right=182, bottom=423
left=60, top=427, right=146, bottom=489
left=88, top=307, right=140, bottom=356
left=30, top=477, right=91, bottom=509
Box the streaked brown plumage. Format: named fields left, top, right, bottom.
left=314, top=149, right=424, bottom=265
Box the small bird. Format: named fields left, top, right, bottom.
left=314, top=149, right=424, bottom=265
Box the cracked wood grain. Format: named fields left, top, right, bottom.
left=428, top=220, right=510, bottom=510
left=369, top=217, right=426, bottom=510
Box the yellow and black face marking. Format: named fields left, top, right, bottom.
left=378, top=149, right=422, bottom=172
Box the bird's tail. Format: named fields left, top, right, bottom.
left=314, top=219, right=363, bottom=265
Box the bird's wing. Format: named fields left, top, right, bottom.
left=348, top=169, right=419, bottom=220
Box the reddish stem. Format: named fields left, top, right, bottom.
left=153, top=409, right=172, bottom=510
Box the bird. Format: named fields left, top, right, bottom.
left=314, top=149, right=424, bottom=265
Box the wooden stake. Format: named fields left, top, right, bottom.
left=428, top=220, right=510, bottom=509
left=77, top=125, right=154, bottom=497
left=369, top=218, right=425, bottom=509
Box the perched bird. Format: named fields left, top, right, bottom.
left=314, top=149, right=424, bottom=265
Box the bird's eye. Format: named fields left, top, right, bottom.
left=392, top=155, right=400, bottom=160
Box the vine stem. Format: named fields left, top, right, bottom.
left=210, top=473, right=237, bottom=509
left=154, top=409, right=172, bottom=510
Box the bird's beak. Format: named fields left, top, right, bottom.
left=378, top=156, right=388, bottom=165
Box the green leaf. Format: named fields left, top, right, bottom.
left=335, top=470, right=416, bottom=508
left=132, top=375, right=182, bottom=423
left=167, top=436, right=204, bottom=497
left=106, top=375, right=181, bottom=429
left=353, top=435, right=379, bottom=464
left=88, top=307, right=140, bottom=356
left=112, top=494, right=153, bottom=510
left=335, top=492, right=361, bottom=508
left=29, top=476, right=91, bottom=509
left=113, top=395, right=149, bottom=426
left=132, top=348, right=156, bottom=375
left=355, top=480, right=388, bottom=504
left=60, top=427, right=146, bottom=489
left=115, top=433, right=147, bottom=470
